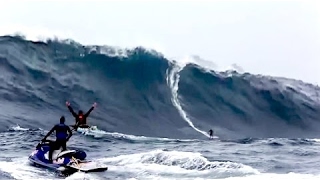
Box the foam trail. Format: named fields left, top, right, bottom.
left=0, top=158, right=53, bottom=179
left=79, top=128, right=199, bottom=142
left=166, top=61, right=210, bottom=138
left=99, top=149, right=259, bottom=179
left=220, top=173, right=320, bottom=180
left=8, top=125, right=29, bottom=131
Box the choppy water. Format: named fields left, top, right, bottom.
left=1, top=126, right=320, bottom=179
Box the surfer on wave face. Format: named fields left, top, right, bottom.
left=209, top=129, right=214, bottom=139
left=66, top=101, right=97, bottom=129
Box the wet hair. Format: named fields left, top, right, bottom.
left=60, top=116, right=65, bottom=123
left=78, top=110, right=83, bottom=114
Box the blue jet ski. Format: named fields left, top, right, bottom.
left=28, top=140, right=108, bottom=175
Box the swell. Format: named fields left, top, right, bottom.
left=0, top=36, right=194, bottom=138
left=0, top=35, right=320, bottom=139
left=178, top=64, right=320, bottom=138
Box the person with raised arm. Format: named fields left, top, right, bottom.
left=66, top=101, right=97, bottom=130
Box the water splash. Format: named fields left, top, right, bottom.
left=100, top=149, right=259, bottom=179
left=8, top=125, right=29, bottom=131
left=166, top=61, right=210, bottom=138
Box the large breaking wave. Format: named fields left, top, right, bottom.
left=1, top=35, right=320, bottom=139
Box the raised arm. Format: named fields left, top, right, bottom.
left=84, top=102, right=97, bottom=117
left=66, top=101, right=77, bottom=117
left=42, top=125, right=56, bottom=141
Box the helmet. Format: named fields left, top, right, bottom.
left=60, top=116, right=65, bottom=123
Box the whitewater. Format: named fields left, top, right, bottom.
left=1, top=35, right=320, bottom=179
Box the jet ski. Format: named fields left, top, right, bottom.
left=28, top=140, right=108, bottom=175
left=71, top=124, right=102, bottom=135
left=77, top=125, right=98, bottom=133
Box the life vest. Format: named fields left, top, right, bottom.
left=55, top=123, right=68, bottom=140
left=78, top=115, right=84, bottom=122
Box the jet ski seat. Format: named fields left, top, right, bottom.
left=52, top=148, right=63, bottom=160
left=56, top=150, right=77, bottom=159
left=43, top=147, right=62, bottom=160
left=49, top=149, right=77, bottom=160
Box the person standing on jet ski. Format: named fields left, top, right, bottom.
left=66, top=101, right=97, bottom=129
left=42, top=116, right=73, bottom=162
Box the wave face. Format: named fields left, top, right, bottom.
left=1, top=35, right=320, bottom=139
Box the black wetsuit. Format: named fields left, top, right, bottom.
left=44, top=123, right=72, bottom=161
left=209, top=129, right=213, bottom=137
left=67, top=106, right=94, bottom=127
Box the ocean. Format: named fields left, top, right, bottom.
left=0, top=35, right=320, bottom=179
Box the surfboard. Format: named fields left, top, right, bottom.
left=67, top=161, right=108, bottom=173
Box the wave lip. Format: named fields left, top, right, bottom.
left=177, top=63, right=320, bottom=138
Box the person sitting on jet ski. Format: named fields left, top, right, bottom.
left=42, top=116, right=73, bottom=163
left=66, top=101, right=97, bottom=129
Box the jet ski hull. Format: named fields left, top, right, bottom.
left=28, top=154, right=75, bottom=174
left=28, top=141, right=106, bottom=175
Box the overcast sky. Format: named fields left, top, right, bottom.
left=1, top=0, right=319, bottom=85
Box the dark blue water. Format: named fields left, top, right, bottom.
left=1, top=35, right=320, bottom=179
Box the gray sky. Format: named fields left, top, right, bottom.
left=1, top=0, right=319, bottom=85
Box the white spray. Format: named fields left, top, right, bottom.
left=166, top=61, right=209, bottom=138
